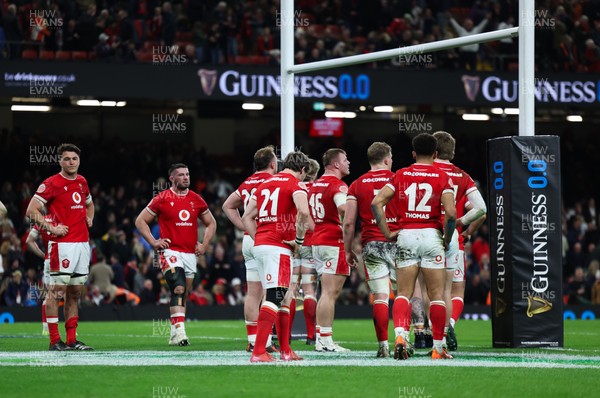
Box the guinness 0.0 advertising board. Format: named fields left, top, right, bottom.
left=487, top=136, right=563, bottom=348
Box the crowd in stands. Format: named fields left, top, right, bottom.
left=1, top=0, right=600, bottom=72
left=1, top=127, right=599, bottom=309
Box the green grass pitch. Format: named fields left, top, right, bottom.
left=1, top=319, right=599, bottom=398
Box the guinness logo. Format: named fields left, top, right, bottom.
left=526, top=294, right=552, bottom=317
left=462, top=75, right=481, bottom=101
left=495, top=297, right=507, bottom=317
left=198, top=69, right=218, bottom=96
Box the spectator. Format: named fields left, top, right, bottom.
left=161, top=1, right=176, bottom=46
left=227, top=277, right=244, bottom=306
left=568, top=266, right=589, bottom=305
left=449, top=13, right=491, bottom=71
left=2, top=4, right=23, bottom=59
left=95, top=32, right=114, bottom=60
left=110, top=252, right=126, bottom=288
left=465, top=271, right=490, bottom=305
left=139, top=279, right=157, bottom=304
left=256, top=27, right=274, bottom=56
left=189, top=282, right=213, bottom=305
left=212, top=278, right=227, bottom=305
left=3, top=270, right=28, bottom=306
left=88, top=252, right=117, bottom=303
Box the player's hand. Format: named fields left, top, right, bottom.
left=345, top=251, right=359, bottom=269
left=153, top=238, right=171, bottom=250
left=386, top=230, right=399, bottom=242
left=282, top=239, right=301, bottom=256
left=50, top=224, right=69, bottom=237
left=461, top=230, right=472, bottom=242
left=86, top=216, right=93, bottom=228
left=195, top=242, right=207, bottom=256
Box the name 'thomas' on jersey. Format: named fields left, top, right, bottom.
left=348, top=169, right=399, bottom=245
left=146, top=188, right=209, bottom=253
left=33, top=173, right=91, bottom=243
left=235, top=171, right=273, bottom=235
left=386, top=163, right=453, bottom=231
left=253, top=172, right=308, bottom=249
left=309, top=175, right=348, bottom=246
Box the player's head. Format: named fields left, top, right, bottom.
left=323, top=148, right=350, bottom=177
left=412, top=133, right=438, bottom=160
left=58, top=143, right=81, bottom=177
left=432, top=131, right=455, bottom=161
left=168, top=163, right=190, bottom=190
left=282, top=151, right=310, bottom=180
left=367, top=142, right=392, bottom=169
left=253, top=145, right=277, bottom=173
left=304, top=158, right=320, bottom=182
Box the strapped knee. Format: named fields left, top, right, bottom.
left=265, top=287, right=287, bottom=307
left=166, top=268, right=186, bottom=306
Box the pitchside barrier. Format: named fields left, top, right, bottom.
left=1, top=305, right=597, bottom=325
left=487, top=136, right=563, bottom=348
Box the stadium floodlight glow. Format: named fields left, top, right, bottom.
left=101, top=101, right=116, bottom=107
left=325, top=111, right=356, bottom=119
left=359, top=106, right=366, bottom=111
left=242, top=103, right=264, bottom=110
left=462, top=114, right=490, bottom=121
left=566, top=115, right=583, bottom=122
left=504, top=108, right=519, bottom=115
left=491, top=108, right=504, bottom=115
left=313, top=102, right=325, bottom=111
left=116, top=101, right=127, bottom=107
left=176, top=108, right=183, bottom=114
left=373, top=106, right=393, bottom=113
left=76, top=99, right=101, bottom=106
left=11, top=105, right=51, bottom=112
left=12, top=97, right=49, bottom=103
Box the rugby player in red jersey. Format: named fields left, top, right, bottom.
left=290, top=158, right=320, bottom=345
left=26, top=143, right=95, bottom=351
left=222, top=146, right=278, bottom=352
left=26, top=212, right=57, bottom=336
left=433, top=131, right=487, bottom=351
left=136, top=163, right=217, bottom=346
left=310, top=148, right=351, bottom=352
left=343, top=142, right=398, bottom=358
left=242, top=151, right=310, bottom=362
left=372, top=133, right=456, bottom=360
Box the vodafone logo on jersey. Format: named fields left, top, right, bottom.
left=71, top=191, right=84, bottom=209
left=266, top=274, right=272, bottom=282
left=176, top=209, right=193, bottom=227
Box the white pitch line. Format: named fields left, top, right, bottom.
left=1, top=351, right=599, bottom=368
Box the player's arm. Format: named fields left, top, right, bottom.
left=371, top=185, right=395, bottom=240
left=25, top=229, right=45, bottom=258
left=196, top=210, right=217, bottom=255
left=334, top=191, right=347, bottom=223
left=294, top=192, right=310, bottom=240
left=342, top=198, right=359, bottom=266
left=86, top=196, right=95, bottom=228
left=241, top=197, right=259, bottom=240
left=286, top=191, right=310, bottom=254
left=457, top=189, right=487, bottom=229
left=462, top=201, right=487, bottom=240
left=0, top=200, right=7, bottom=220
left=222, top=191, right=245, bottom=231
left=441, top=191, right=457, bottom=248
left=25, top=197, right=67, bottom=237
left=135, top=208, right=170, bottom=250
